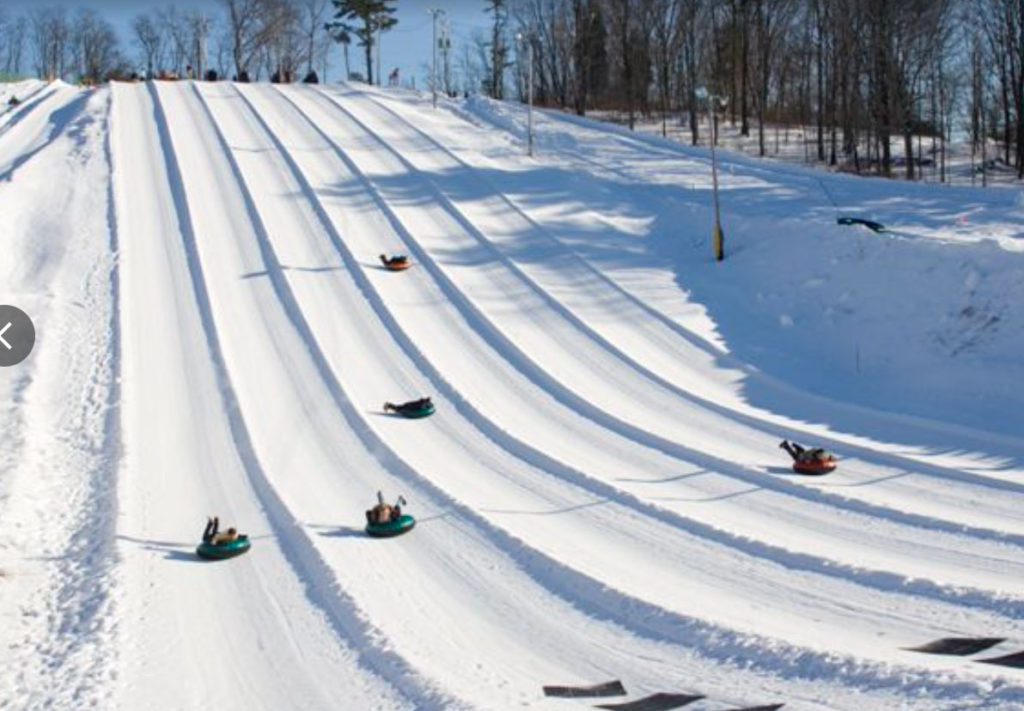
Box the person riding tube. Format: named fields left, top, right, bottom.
left=379, top=254, right=410, bottom=271
left=197, top=516, right=251, bottom=559
left=383, top=397, right=435, bottom=418
left=365, top=492, right=414, bottom=537
left=779, top=439, right=837, bottom=474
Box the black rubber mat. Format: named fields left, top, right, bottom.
left=904, top=637, right=1005, bottom=656
left=977, top=651, right=1024, bottom=668
left=595, top=692, right=704, bottom=710
left=543, top=680, right=627, bottom=698
left=726, top=705, right=785, bottom=711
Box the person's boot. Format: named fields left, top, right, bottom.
left=779, top=440, right=798, bottom=461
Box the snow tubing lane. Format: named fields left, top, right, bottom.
left=366, top=514, right=416, bottom=538
left=196, top=537, right=252, bottom=560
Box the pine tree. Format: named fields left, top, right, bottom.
left=484, top=0, right=509, bottom=99
left=327, top=0, right=396, bottom=85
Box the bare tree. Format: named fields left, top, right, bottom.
left=461, top=29, right=488, bottom=94
left=259, top=0, right=301, bottom=81
left=222, top=0, right=291, bottom=79
left=0, top=10, right=27, bottom=76
left=298, top=0, right=330, bottom=76
left=650, top=0, right=682, bottom=137
left=607, top=0, right=649, bottom=130
left=30, top=7, right=70, bottom=80
left=484, top=0, right=511, bottom=99
left=160, top=7, right=190, bottom=76
left=752, top=0, right=793, bottom=156
left=133, top=13, right=164, bottom=78
left=71, top=8, right=122, bottom=83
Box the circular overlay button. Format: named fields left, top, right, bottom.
left=0, top=305, right=35, bottom=367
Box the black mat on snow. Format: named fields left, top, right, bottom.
left=594, top=692, right=704, bottom=711
left=543, top=680, right=627, bottom=698
left=837, top=216, right=886, bottom=232
left=977, top=650, right=1024, bottom=668
left=725, top=705, right=785, bottom=711
left=904, top=637, right=1005, bottom=656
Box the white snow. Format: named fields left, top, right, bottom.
left=0, top=79, right=1023, bottom=710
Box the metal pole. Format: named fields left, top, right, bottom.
left=428, top=9, right=441, bottom=108
left=432, top=11, right=438, bottom=106
left=527, top=40, right=534, bottom=157
left=709, top=97, right=724, bottom=261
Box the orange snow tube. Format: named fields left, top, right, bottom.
left=793, top=457, right=838, bottom=475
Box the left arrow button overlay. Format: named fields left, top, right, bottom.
left=0, top=305, right=35, bottom=367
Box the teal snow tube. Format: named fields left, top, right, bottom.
left=196, top=536, right=251, bottom=560
left=366, top=514, right=416, bottom=538
left=398, top=403, right=435, bottom=419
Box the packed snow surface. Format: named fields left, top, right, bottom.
left=0, top=79, right=1022, bottom=710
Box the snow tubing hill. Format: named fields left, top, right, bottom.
left=366, top=514, right=416, bottom=538
left=196, top=537, right=252, bottom=560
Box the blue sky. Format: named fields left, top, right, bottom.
left=4, top=0, right=494, bottom=86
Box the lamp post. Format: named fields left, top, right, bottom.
left=427, top=8, right=444, bottom=108
left=516, top=33, right=534, bottom=157
left=696, top=87, right=725, bottom=261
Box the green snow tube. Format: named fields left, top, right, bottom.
left=398, top=403, right=435, bottom=419
left=366, top=514, right=416, bottom=538
left=196, top=536, right=251, bottom=560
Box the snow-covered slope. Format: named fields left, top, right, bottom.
left=1, top=79, right=1023, bottom=710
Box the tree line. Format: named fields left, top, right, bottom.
left=2, top=0, right=1021, bottom=182
left=0, top=1, right=392, bottom=86
left=470, top=0, right=1022, bottom=181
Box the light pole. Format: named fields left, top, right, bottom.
left=516, top=33, right=534, bottom=157
left=696, top=87, right=726, bottom=262
left=428, top=8, right=444, bottom=108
